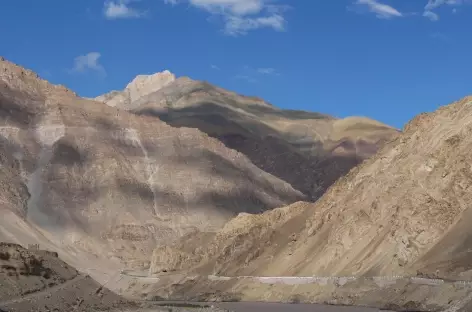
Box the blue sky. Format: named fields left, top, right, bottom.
left=1, top=0, right=471, bottom=128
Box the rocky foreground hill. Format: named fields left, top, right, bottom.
left=0, top=57, right=397, bottom=280
left=145, top=96, right=472, bottom=311
left=0, top=242, right=125, bottom=312
left=0, top=243, right=231, bottom=312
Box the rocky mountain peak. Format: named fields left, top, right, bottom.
left=94, top=70, right=176, bottom=108
left=125, top=70, right=176, bottom=102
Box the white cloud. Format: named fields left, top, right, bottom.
left=355, top=0, right=403, bottom=19
left=430, top=32, right=449, bottom=41
left=233, top=65, right=279, bottom=82
left=425, top=0, right=462, bottom=11
left=72, top=52, right=106, bottom=76
left=423, top=0, right=470, bottom=20
left=257, top=67, right=275, bottom=74
left=224, top=13, right=285, bottom=35
left=234, top=74, right=257, bottom=83
left=423, top=10, right=440, bottom=20
left=353, top=0, right=470, bottom=21
left=164, top=0, right=288, bottom=35
left=256, top=67, right=280, bottom=76
left=210, top=64, right=220, bottom=70
left=104, top=0, right=145, bottom=19
left=188, top=0, right=265, bottom=15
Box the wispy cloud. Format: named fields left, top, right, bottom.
left=164, top=0, right=289, bottom=35
left=423, top=0, right=470, bottom=20
left=234, top=74, right=257, bottom=83
left=104, top=0, right=145, bottom=19
left=425, top=0, right=462, bottom=11
left=423, top=10, right=440, bottom=20
left=224, top=13, right=285, bottom=35
left=430, top=32, right=450, bottom=41
left=256, top=67, right=280, bottom=76
left=354, top=0, right=403, bottom=19
left=234, top=65, right=280, bottom=82
left=351, top=0, right=470, bottom=21
left=71, top=52, right=106, bottom=77
left=210, top=64, right=220, bottom=70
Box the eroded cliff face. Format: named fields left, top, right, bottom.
left=0, top=58, right=304, bottom=271
left=150, top=95, right=472, bottom=282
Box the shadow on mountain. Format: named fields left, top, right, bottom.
left=133, top=102, right=358, bottom=201
left=415, top=207, right=472, bottom=279
left=94, top=116, right=123, bottom=132
left=0, top=134, right=21, bottom=167
left=42, top=172, right=102, bottom=233
left=133, top=80, right=332, bottom=121
left=0, top=88, right=41, bottom=126
left=50, top=139, right=90, bottom=167
left=116, top=146, right=303, bottom=215
left=243, top=104, right=331, bottom=120
left=0, top=134, right=29, bottom=217
left=30, top=126, right=301, bottom=233
left=175, top=148, right=303, bottom=203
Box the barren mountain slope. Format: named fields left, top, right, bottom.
left=151, top=95, right=472, bottom=281
left=0, top=58, right=304, bottom=272
left=96, top=75, right=399, bottom=200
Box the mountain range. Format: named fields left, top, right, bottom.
left=0, top=58, right=397, bottom=277
left=5, top=56, right=472, bottom=311
left=146, top=92, right=472, bottom=309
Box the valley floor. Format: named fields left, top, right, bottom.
left=214, top=302, right=389, bottom=312
left=111, top=302, right=390, bottom=312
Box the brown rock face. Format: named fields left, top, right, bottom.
left=156, top=95, right=472, bottom=283
left=0, top=58, right=304, bottom=271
